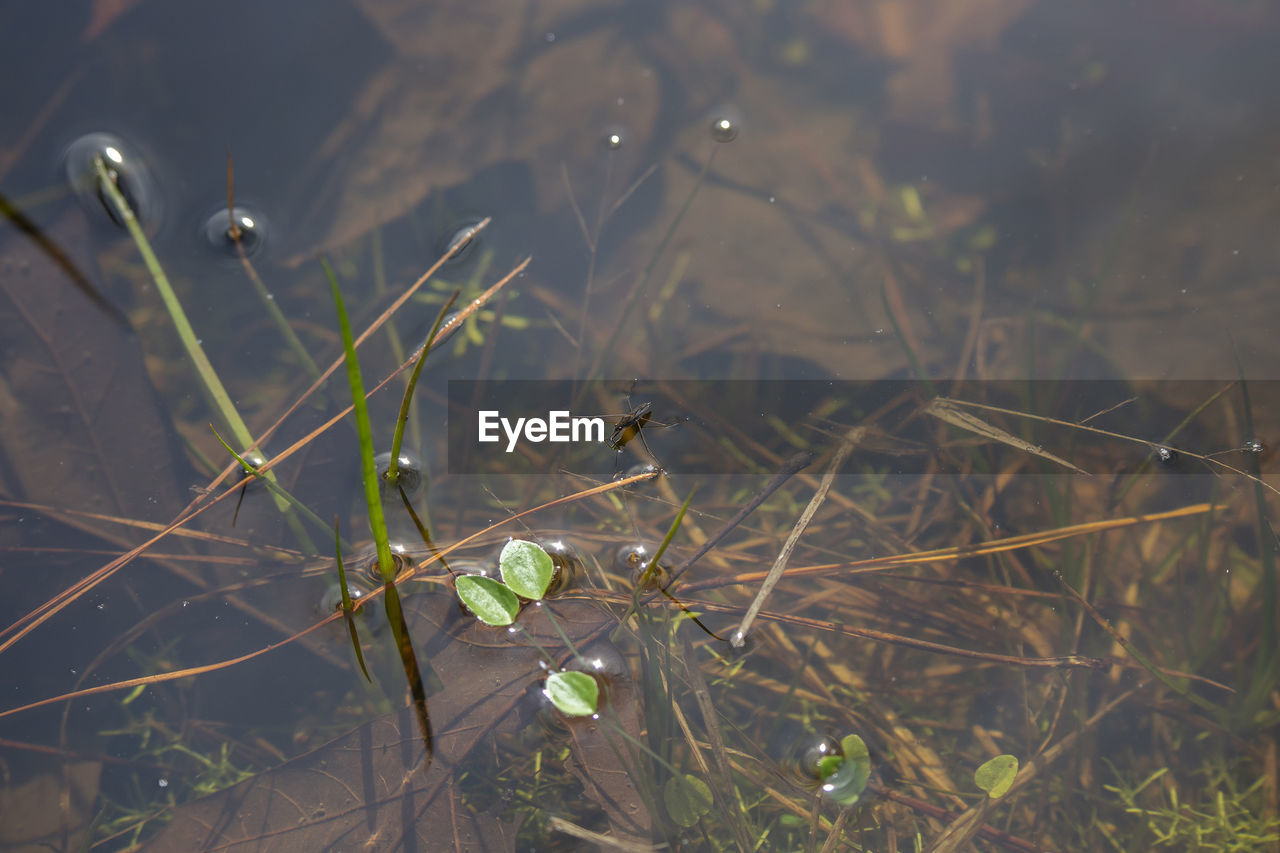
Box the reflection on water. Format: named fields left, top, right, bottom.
left=2, top=0, right=1280, bottom=849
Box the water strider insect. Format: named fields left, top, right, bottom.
left=606, top=400, right=653, bottom=452
left=595, top=398, right=686, bottom=476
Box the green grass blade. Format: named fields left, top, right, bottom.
left=386, top=289, right=459, bottom=484
left=398, top=484, right=440, bottom=562
left=644, top=487, right=695, bottom=589
left=324, top=258, right=394, bottom=582
left=333, top=518, right=371, bottom=682
left=96, top=154, right=310, bottom=544
left=93, top=155, right=253, bottom=452
left=210, top=426, right=323, bottom=553
left=384, top=581, right=433, bottom=756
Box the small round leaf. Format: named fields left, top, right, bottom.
left=545, top=670, right=598, bottom=717
left=663, top=774, right=713, bottom=827
left=820, top=734, right=872, bottom=805
left=974, top=754, right=1019, bottom=799
left=499, top=539, right=555, bottom=600
left=455, top=575, right=520, bottom=626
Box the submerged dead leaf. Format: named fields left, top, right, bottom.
left=0, top=207, right=187, bottom=525
left=142, top=591, right=646, bottom=851
left=0, top=761, right=101, bottom=851
left=285, top=0, right=659, bottom=264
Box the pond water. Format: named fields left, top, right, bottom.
left=2, top=1, right=1280, bottom=850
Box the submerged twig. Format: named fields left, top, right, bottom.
left=655, top=450, right=814, bottom=597
left=732, top=435, right=855, bottom=647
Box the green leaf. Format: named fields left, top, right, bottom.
left=663, top=774, right=713, bottom=827
left=326, top=259, right=395, bottom=583
left=974, top=754, right=1019, bottom=799
left=333, top=518, right=371, bottom=683
left=837, top=734, right=872, bottom=802
left=545, top=670, right=598, bottom=717
left=455, top=575, right=520, bottom=626
left=817, top=734, right=872, bottom=806
left=499, top=539, right=555, bottom=600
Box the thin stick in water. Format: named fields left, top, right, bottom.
left=731, top=435, right=855, bottom=648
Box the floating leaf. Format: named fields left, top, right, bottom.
left=839, top=734, right=872, bottom=797
left=455, top=575, right=520, bottom=626
left=663, top=773, right=713, bottom=827
left=974, top=754, right=1019, bottom=799
left=499, top=539, right=555, bottom=600
left=819, top=734, right=872, bottom=805
left=545, top=670, right=598, bottom=717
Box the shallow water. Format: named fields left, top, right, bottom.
left=2, top=1, right=1280, bottom=850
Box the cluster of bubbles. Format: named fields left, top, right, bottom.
left=595, top=106, right=740, bottom=156
left=1157, top=438, right=1268, bottom=469
left=63, top=132, right=276, bottom=257
left=65, top=105, right=743, bottom=262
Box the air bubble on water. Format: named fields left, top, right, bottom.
left=157, top=778, right=169, bottom=788
left=794, top=734, right=842, bottom=781
left=537, top=536, right=585, bottom=595
left=63, top=132, right=162, bottom=228
left=375, top=450, right=425, bottom=501
left=236, top=447, right=268, bottom=488
left=614, top=542, right=653, bottom=576
left=203, top=206, right=268, bottom=257
left=708, top=105, right=743, bottom=143
left=318, top=583, right=354, bottom=615
left=1156, top=446, right=1178, bottom=466
left=623, top=462, right=662, bottom=486
left=602, top=124, right=627, bottom=151
left=438, top=218, right=484, bottom=264
left=1243, top=439, right=1266, bottom=455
